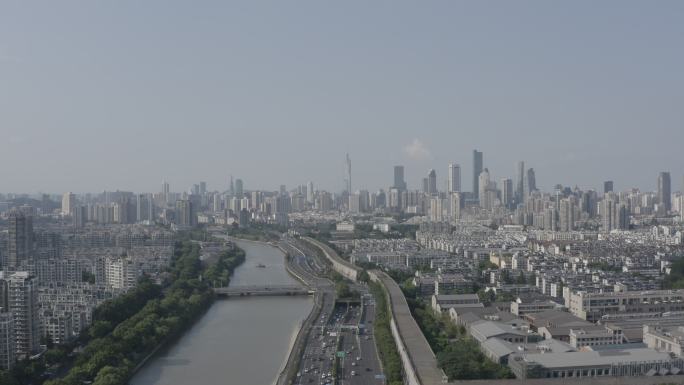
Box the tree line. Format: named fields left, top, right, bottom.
left=0, top=238, right=245, bottom=385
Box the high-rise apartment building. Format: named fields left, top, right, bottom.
left=61, top=192, right=75, bottom=216
left=472, top=150, right=483, bottom=197
left=658, top=171, right=671, bottom=212
left=559, top=198, right=576, bottom=232
left=429, top=196, right=445, bottom=222
left=450, top=192, right=461, bottom=221
left=447, top=163, right=461, bottom=193
left=175, top=199, right=196, bottom=227
left=0, top=312, right=15, bottom=370
left=9, top=272, right=39, bottom=358
left=601, top=194, right=629, bottom=232
left=478, top=169, right=491, bottom=209
left=7, top=211, right=32, bottom=269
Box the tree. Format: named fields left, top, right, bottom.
left=516, top=271, right=526, bottom=284
left=93, top=365, right=129, bottom=385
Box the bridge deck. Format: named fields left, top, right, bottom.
left=214, top=285, right=313, bottom=297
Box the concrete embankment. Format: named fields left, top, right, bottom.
left=273, top=242, right=325, bottom=385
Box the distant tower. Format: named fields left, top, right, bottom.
left=161, top=181, right=170, bottom=205
left=516, top=161, right=525, bottom=203
left=603, top=181, right=614, bottom=194
left=472, top=150, right=483, bottom=198
left=393, top=166, right=406, bottom=190
left=559, top=198, right=576, bottom=232
left=447, top=163, right=461, bottom=193
left=525, top=168, right=536, bottom=196
left=478, top=169, right=490, bottom=209
left=235, top=179, right=244, bottom=197
left=307, top=181, right=314, bottom=204
left=450, top=192, right=461, bottom=221
left=658, top=172, right=671, bottom=212
left=229, top=175, right=235, bottom=195
left=61, top=192, right=75, bottom=216
left=346, top=154, right=352, bottom=194
left=427, top=169, right=437, bottom=195
left=501, top=178, right=513, bottom=208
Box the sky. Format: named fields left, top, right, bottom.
left=1, top=1, right=683, bottom=195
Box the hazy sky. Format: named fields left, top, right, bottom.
left=1, top=1, right=683, bottom=195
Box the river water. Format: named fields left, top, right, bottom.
left=130, top=239, right=313, bottom=385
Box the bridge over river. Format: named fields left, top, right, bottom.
left=214, top=285, right=314, bottom=297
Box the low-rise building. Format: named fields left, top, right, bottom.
left=431, top=294, right=482, bottom=313
left=508, top=347, right=683, bottom=379
left=511, top=297, right=559, bottom=316
left=568, top=289, right=684, bottom=322
left=644, top=324, right=684, bottom=356
left=569, top=328, right=624, bottom=348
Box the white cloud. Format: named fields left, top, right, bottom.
left=403, top=138, right=432, bottom=161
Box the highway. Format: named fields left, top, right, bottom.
left=282, top=237, right=385, bottom=385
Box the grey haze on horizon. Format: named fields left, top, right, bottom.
left=1, top=1, right=683, bottom=195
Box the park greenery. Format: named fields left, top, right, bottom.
left=0, top=236, right=244, bottom=385
left=391, top=271, right=514, bottom=381
left=407, top=299, right=515, bottom=380
left=368, top=282, right=403, bottom=385
left=665, top=257, right=684, bottom=289
left=329, top=271, right=360, bottom=300
left=223, top=223, right=282, bottom=242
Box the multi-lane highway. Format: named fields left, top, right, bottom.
left=281, top=237, right=385, bottom=385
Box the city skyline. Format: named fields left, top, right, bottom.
left=2, top=2, right=684, bottom=193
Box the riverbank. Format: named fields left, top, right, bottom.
left=131, top=238, right=312, bottom=385
left=45, top=239, right=245, bottom=385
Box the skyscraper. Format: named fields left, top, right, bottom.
left=472, top=150, right=483, bottom=197
left=516, top=161, right=525, bottom=203
left=525, top=168, right=536, bottom=197
left=658, top=172, right=671, bottom=212
left=7, top=211, right=32, bottom=269
left=427, top=169, right=437, bottom=195
left=603, top=181, right=614, bottom=194
left=393, top=166, right=406, bottom=190
left=235, top=179, right=244, bottom=197
left=307, top=181, right=314, bottom=203
left=162, top=181, right=170, bottom=204
left=501, top=178, right=513, bottom=208
left=345, top=153, right=352, bottom=194
left=447, top=163, right=461, bottom=193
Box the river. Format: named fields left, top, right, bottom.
left=130, top=239, right=313, bottom=385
